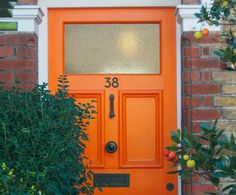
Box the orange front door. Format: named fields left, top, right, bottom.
left=48, top=8, right=177, bottom=195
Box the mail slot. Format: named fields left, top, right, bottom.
left=94, top=173, right=130, bottom=187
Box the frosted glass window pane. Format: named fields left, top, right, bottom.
left=64, top=24, right=160, bottom=74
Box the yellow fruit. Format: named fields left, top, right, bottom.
left=233, top=32, right=236, bottom=38
left=233, top=48, right=236, bottom=55
left=187, top=159, right=196, bottom=169
left=221, top=0, right=229, bottom=8
left=183, top=154, right=190, bottom=161
left=194, top=31, right=203, bottom=39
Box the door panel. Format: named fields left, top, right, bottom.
left=48, top=8, right=177, bottom=195
left=119, top=91, right=162, bottom=168
left=71, top=92, right=105, bottom=168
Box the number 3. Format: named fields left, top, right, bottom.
left=104, top=77, right=119, bottom=88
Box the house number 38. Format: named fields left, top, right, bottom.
left=104, top=77, right=119, bottom=88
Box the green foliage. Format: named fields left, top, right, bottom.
left=195, top=0, right=236, bottom=71
left=0, top=75, right=95, bottom=194
left=167, top=120, right=236, bottom=194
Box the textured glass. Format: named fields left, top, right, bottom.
left=64, top=24, right=160, bottom=74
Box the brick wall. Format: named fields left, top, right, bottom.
left=181, top=30, right=236, bottom=194
left=182, top=0, right=201, bottom=4
left=0, top=33, right=38, bottom=91
left=17, top=0, right=37, bottom=5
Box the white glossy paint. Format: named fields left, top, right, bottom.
left=0, top=6, right=43, bottom=35
left=176, top=19, right=182, bottom=195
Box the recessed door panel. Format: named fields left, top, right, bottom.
left=71, top=92, right=105, bottom=168
left=120, top=91, right=162, bottom=168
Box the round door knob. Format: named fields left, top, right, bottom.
left=166, top=183, right=174, bottom=191
left=105, top=141, right=118, bottom=153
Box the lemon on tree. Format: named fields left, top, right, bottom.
left=194, top=31, right=203, bottom=39
left=233, top=48, right=236, bottom=55
left=187, top=159, right=196, bottom=169
left=183, top=154, right=190, bottom=161
left=221, top=0, right=229, bottom=8
left=233, top=31, right=236, bottom=38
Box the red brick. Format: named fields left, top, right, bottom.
left=201, top=71, right=212, bottom=81
left=182, top=183, right=192, bottom=195
left=15, top=72, right=37, bottom=83
left=220, top=63, right=227, bottom=70
left=203, top=96, right=214, bottom=107
left=202, top=46, right=210, bottom=56
left=0, top=72, right=14, bottom=82
left=191, top=174, right=203, bottom=183
left=0, top=34, right=37, bottom=46
left=0, top=83, right=35, bottom=91
left=183, top=71, right=201, bottom=81
left=16, top=47, right=36, bottom=59
left=182, top=109, right=196, bottom=121
left=192, top=109, right=220, bottom=120
left=182, top=32, right=220, bottom=44
left=183, top=58, right=220, bottom=69
left=0, top=59, right=36, bottom=70
left=16, top=0, right=37, bottom=5
left=183, top=46, right=201, bottom=58
left=182, top=0, right=200, bottom=4
left=0, top=47, right=13, bottom=57
left=191, top=121, right=202, bottom=133
left=182, top=121, right=202, bottom=133
left=192, top=184, right=216, bottom=195
left=185, top=84, right=221, bottom=95
left=183, top=96, right=202, bottom=108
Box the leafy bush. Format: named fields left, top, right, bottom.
left=166, top=120, right=236, bottom=195
left=0, top=75, right=95, bottom=194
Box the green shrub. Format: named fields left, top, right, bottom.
left=0, top=75, right=95, bottom=194
left=166, top=120, right=236, bottom=195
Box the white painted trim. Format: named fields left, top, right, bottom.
left=38, top=0, right=180, bottom=7
left=176, top=19, right=182, bottom=195
left=0, top=5, right=43, bottom=35
left=38, top=6, right=48, bottom=84
left=176, top=4, right=220, bottom=31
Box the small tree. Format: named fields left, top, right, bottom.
left=165, top=121, right=236, bottom=195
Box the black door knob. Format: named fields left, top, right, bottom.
left=105, top=141, right=118, bottom=153
left=166, top=183, right=174, bottom=191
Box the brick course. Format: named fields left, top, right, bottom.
left=17, top=0, right=37, bottom=5
left=0, top=33, right=38, bottom=91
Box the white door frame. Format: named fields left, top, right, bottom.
left=38, top=2, right=182, bottom=194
